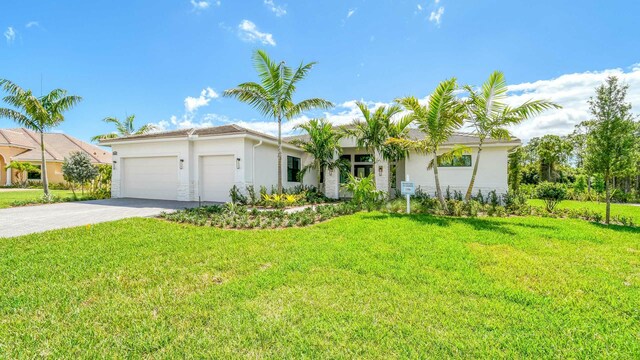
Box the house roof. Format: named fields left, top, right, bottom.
left=99, top=124, right=279, bottom=144
left=0, top=128, right=112, bottom=164
left=284, top=128, right=522, bottom=147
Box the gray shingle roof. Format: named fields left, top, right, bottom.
left=99, top=124, right=278, bottom=143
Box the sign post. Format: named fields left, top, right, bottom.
left=400, top=175, right=415, bottom=214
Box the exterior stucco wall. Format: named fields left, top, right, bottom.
left=251, top=140, right=317, bottom=191
left=110, top=140, right=191, bottom=200
left=404, top=146, right=510, bottom=196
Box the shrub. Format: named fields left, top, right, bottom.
left=62, top=152, right=99, bottom=196
left=341, top=174, right=385, bottom=211
left=535, top=182, right=567, bottom=212
left=229, top=185, right=247, bottom=205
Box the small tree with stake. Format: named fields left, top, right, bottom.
left=584, top=76, right=637, bottom=224
left=62, top=152, right=98, bottom=196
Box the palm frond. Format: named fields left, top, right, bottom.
left=0, top=108, right=34, bottom=128
left=286, top=98, right=333, bottom=119
left=224, top=83, right=275, bottom=118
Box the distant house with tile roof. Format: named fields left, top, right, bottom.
left=0, top=128, right=112, bottom=186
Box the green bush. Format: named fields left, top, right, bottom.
left=535, top=182, right=567, bottom=212
left=341, top=174, right=385, bottom=211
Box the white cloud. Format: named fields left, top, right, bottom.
left=238, top=20, right=276, bottom=46
left=25, top=21, right=39, bottom=28
left=506, top=65, right=640, bottom=142
left=347, top=8, right=356, bottom=18
left=429, top=6, right=444, bottom=25
left=264, top=0, right=287, bottom=16
left=150, top=65, right=640, bottom=145
left=184, top=87, right=219, bottom=113
left=190, top=0, right=219, bottom=11
left=4, top=27, right=16, bottom=43
left=417, top=4, right=423, bottom=12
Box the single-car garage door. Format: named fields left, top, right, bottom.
left=122, top=156, right=178, bottom=200
left=200, top=155, right=235, bottom=202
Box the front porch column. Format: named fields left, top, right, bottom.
left=324, top=164, right=340, bottom=199
left=5, top=167, right=11, bottom=186
left=374, top=151, right=390, bottom=197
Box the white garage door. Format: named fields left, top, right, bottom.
left=122, top=156, right=178, bottom=200
left=200, top=155, right=235, bottom=202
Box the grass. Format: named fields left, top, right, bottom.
left=0, top=189, right=87, bottom=208
left=1, top=214, right=638, bottom=358
left=529, top=199, right=640, bottom=223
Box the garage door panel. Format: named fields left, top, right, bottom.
left=200, top=155, right=235, bottom=202
left=122, top=156, right=178, bottom=200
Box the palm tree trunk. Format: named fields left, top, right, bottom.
left=433, top=151, right=447, bottom=212
left=277, top=115, right=283, bottom=194
left=40, top=131, right=50, bottom=198
left=465, top=142, right=483, bottom=201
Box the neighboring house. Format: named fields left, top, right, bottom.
left=0, top=128, right=112, bottom=186
left=100, top=124, right=520, bottom=202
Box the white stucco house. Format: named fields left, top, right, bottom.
left=100, top=124, right=520, bottom=202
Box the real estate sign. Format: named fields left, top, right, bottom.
left=401, top=181, right=415, bottom=196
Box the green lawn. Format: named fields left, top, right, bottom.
left=529, top=199, right=640, bottom=223
left=1, top=214, right=638, bottom=358
left=0, top=189, right=78, bottom=208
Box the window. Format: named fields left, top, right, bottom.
left=339, top=155, right=351, bottom=183
left=287, top=156, right=301, bottom=182
left=438, top=154, right=472, bottom=167
left=27, top=165, right=41, bottom=180
left=354, top=164, right=373, bottom=178
left=354, top=154, right=373, bottom=163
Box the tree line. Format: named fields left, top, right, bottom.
left=508, top=76, right=639, bottom=222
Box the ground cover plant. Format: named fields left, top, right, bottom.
left=0, top=214, right=638, bottom=358
left=528, top=199, right=640, bottom=225
left=161, top=202, right=359, bottom=229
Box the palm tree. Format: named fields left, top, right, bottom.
left=380, top=113, right=413, bottom=193
left=391, top=78, right=466, bottom=211
left=0, top=79, right=82, bottom=198
left=290, top=118, right=349, bottom=193
left=463, top=71, right=560, bottom=201
left=344, top=101, right=403, bottom=185
left=91, top=114, right=157, bottom=142
left=224, top=50, right=333, bottom=193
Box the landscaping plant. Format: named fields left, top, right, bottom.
left=535, top=181, right=567, bottom=212
left=62, top=151, right=99, bottom=196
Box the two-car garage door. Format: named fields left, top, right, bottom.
left=122, top=157, right=179, bottom=200
left=120, top=155, right=235, bottom=202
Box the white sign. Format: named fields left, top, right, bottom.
left=401, top=181, right=415, bottom=196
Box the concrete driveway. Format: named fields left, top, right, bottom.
left=0, top=198, right=211, bottom=238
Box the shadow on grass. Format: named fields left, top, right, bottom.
left=362, top=213, right=527, bottom=236
left=592, top=222, right=640, bottom=234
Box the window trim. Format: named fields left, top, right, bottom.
left=287, top=155, right=301, bottom=182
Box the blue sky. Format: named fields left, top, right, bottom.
left=1, top=0, right=639, bottom=144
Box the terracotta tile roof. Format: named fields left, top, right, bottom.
left=99, top=124, right=278, bottom=143
left=0, top=128, right=112, bottom=164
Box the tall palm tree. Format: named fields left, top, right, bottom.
left=290, top=118, right=349, bottom=193
left=224, top=50, right=333, bottom=193
left=381, top=112, right=414, bottom=193
left=91, top=114, right=157, bottom=142
left=392, top=78, right=466, bottom=211
left=0, top=79, right=82, bottom=198
left=463, top=71, right=560, bottom=201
